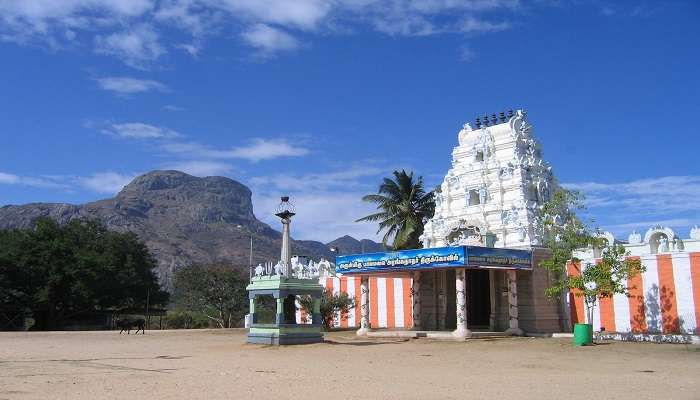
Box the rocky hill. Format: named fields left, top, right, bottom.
left=0, top=171, right=382, bottom=288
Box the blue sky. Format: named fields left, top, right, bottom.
left=0, top=0, right=698, bottom=243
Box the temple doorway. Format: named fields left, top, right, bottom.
left=467, top=269, right=491, bottom=329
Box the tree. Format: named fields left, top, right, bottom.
left=172, top=264, right=248, bottom=328
left=569, top=244, right=644, bottom=324
left=0, top=218, right=168, bottom=330
left=299, top=288, right=355, bottom=330
left=357, top=169, right=434, bottom=250
left=537, top=190, right=645, bottom=325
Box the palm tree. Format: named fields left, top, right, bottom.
left=356, top=170, right=435, bottom=250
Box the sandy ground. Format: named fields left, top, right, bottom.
left=0, top=329, right=698, bottom=400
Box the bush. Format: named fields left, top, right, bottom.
left=299, top=289, right=355, bottom=330
left=161, top=311, right=213, bottom=329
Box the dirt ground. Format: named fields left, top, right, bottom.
left=0, top=329, right=698, bottom=400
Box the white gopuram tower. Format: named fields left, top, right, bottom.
left=421, top=109, right=557, bottom=249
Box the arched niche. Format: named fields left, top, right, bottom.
left=592, top=231, right=616, bottom=257
left=644, top=226, right=675, bottom=254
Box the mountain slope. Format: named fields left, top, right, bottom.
left=0, top=171, right=335, bottom=287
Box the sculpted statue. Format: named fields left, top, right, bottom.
left=500, top=164, right=514, bottom=180
left=628, top=230, right=642, bottom=244
left=254, top=264, right=264, bottom=277
left=658, top=236, right=669, bottom=253
left=274, top=261, right=283, bottom=276
left=691, top=225, right=700, bottom=240
left=478, top=185, right=487, bottom=205
left=517, top=226, right=527, bottom=242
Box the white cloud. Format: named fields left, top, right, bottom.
left=95, top=76, right=168, bottom=94
left=103, top=122, right=181, bottom=139
left=0, top=172, right=20, bottom=184
left=1, top=0, right=523, bottom=63
left=343, top=0, right=517, bottom=36
left=457, top=16, right=510, bottom=33
left=163, top=160, right=234, bottom=176
left=163, top=138, right=310, bottom=162
left=0, top=172, right=72, bottom=189
left=241, top=23, right=300, bottom=55
left=78, top=172, right=135, bottom=194
left=254, top=191, right=381, bottom=242
left=0, top=170, right=137, bottom=194
left=249, top=165, right=387, bottom=241
left=163, top=104, right=185, bottom=111
left=606, top=218, right=696, bottom=232
left=562, top=175, right=700, bottom=239
left=460, top=46, right=475, bottom=62
left=563, top=175, right=700, bottom=214
left=212, top=0, right=332, bottom=31
left=94, top=24, right=165, bottom=69
left=250, top=166, right=383, bottom=191
left=0, top=0, right=153, bottom=43
left=600, top=6, right=615, bottom=16
left=176, top=42, right=201, bottom=56
left=225, top=138, right=309, bottom=161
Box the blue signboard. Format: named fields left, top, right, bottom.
left=464, top=246, right=532, bottom=270
left=336, top=246, right=465, bottom=274
left=335, top=246, right=532, bottom=274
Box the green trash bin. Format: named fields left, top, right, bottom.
left=573, top=323, right=593, bottom=346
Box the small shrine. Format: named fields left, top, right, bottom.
left=246, top=196, right=324, bottom=345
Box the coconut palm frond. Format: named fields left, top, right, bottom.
left=357, top=170, right=435, bottom=250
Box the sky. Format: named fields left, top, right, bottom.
left=0, top=0, right=699, bottom=243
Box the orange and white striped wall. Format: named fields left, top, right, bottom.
left=567, top=252, right=700, bottom=334
left=296, top=276, right=414, bottom=329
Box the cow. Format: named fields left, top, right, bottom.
left=116, top=318, right=146, bottom=334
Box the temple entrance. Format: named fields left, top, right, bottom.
left=466, top=269, right=491, bottom=328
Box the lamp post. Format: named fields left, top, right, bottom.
left=246, top=195, right=323, bottom=345
left=275, top=196, right=295, bottom=276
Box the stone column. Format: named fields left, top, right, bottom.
left=249, top=297, right=257, bottom=324
left=312, top=296, right=322, bottom=325
left=275, top=296, right=284, bottom=325
left=357, top=276, right=370, bottom=336
left=437, top=270, right=446, bottom=330
left=412, top=271, right=422, bottom=330
left=488, top=270, right=497, bottom=331
left=504, top=270, right=524, bottom=336
left=453, top=268, right=472, bottom=339
left=280, top=218, right=292, bottom=276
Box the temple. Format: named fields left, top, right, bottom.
left=247, top=110, right=700, bottom=340
left=335, top=110, right=567, bottom=338
left=421, top=109, right=555, bottom=249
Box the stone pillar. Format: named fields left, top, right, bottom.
left=275, top=297, right=284, bottom=325
left=357, top=276, right=370, bottom=336
left=249, top=297, right=257, bottom=324
left=504, top=269, right=525, bottom=336
left=312, top=296, right=322, bottom=325
left=488, top=270, right=497, bottom=331
left=412, top=271, right=422, bottom=330
left=437, top=270, right=447, bottom=330
left=453, top=268, right=472, bottom=339
left=280, top=218, right=292, bottom=275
